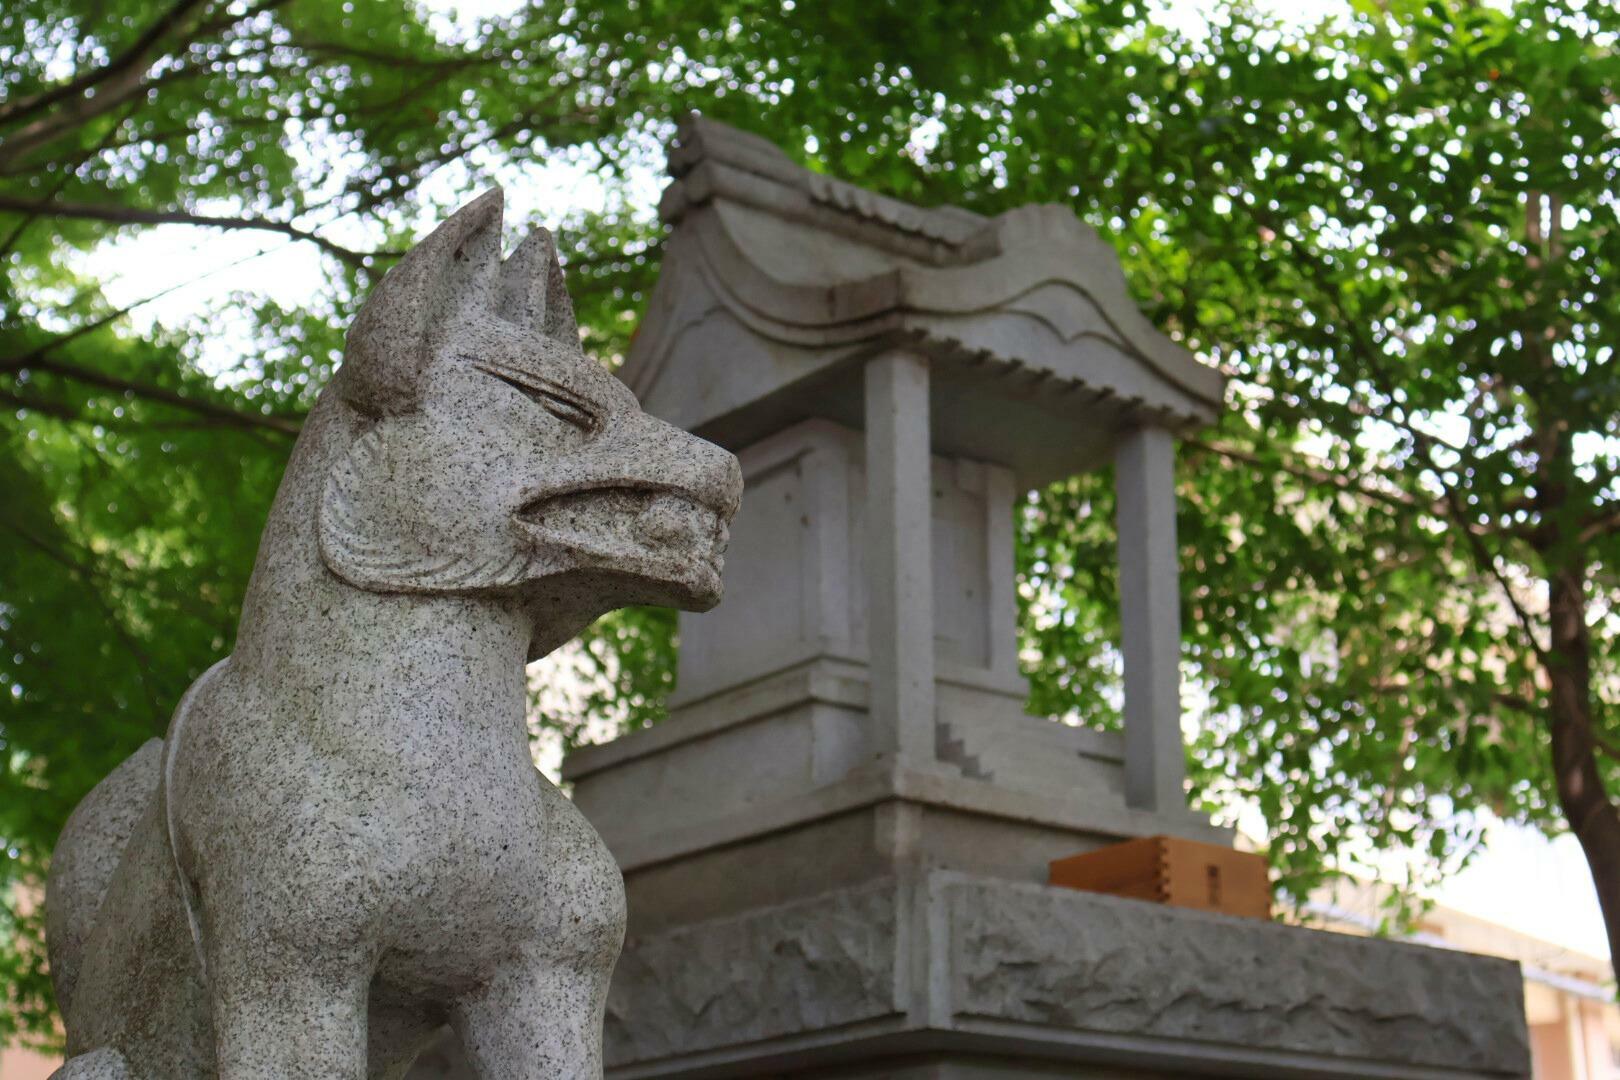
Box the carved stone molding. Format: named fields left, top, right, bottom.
left=605, top=880, right=901, bottom=1067
left=603, top=874, right=1529, bottom=1078
left=945, top=877, right=1528, bottom=1074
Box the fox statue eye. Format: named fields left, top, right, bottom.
left=475, top=364, right=600, bottom=433
left=533, top=392, right=597, bottom=432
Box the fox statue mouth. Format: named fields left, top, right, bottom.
left=513, top=486, right=730, bottom=603
left=319, top=420, right=738, bottom=607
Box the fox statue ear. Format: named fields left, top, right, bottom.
left=339, top=188, right=505, bottom=416
left=496, top=226, right=579, bottom=346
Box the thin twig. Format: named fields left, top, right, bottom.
left=12, top=357, right=303, bottom=435
left=3, top=240, right=292, bottom=370
left=0, top=99, right=145, bottom=260
left=0, top=195, right=394, bottom=267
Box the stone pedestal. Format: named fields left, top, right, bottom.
left=604, top=873, right=1525, bottom=1079
left=565, top=116, right=1531, bottom=1079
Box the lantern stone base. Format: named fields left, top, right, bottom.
left=565, top=654, right=1230, bottom=933
left=565, top=691, right=1527, bottom=1080
left=561, top=655, right=1528, bottom=1080
left=602, top=871, right=1526, bottom=1080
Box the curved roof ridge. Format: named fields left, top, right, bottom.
left=663, top=113, right=985, bottom=256
left=623, top=116, right=1231, bottom=472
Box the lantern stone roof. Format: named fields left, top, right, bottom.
left=621, top=114, right=1226, bottom=485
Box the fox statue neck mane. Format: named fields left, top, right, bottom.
left=229, top=392, right=551, bottom=695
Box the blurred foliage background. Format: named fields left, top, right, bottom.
left=3, top=0, right=1618, bottom=1039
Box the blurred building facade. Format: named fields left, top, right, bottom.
left=0, top=1043, right=54, bottom=1080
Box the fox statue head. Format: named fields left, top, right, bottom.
left=317, top=188, right=741, bottom=648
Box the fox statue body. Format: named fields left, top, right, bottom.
left=43, top=189, right=742, bottom=1080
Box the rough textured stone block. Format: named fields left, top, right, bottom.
left=948, top=878, right=1528, bottom=1074
left=602, top=874, right=1529, bottom=1079
left=605, top=879, right=900, bottom=1065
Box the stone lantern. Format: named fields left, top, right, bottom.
left=567, top=117, right=1526, bottom=1079
left=575, top=115, right=1225, bottom=845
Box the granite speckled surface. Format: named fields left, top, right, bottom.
left=45, top=187, right=741, bottom=1079
left=598, top=874, right=1530, bottom=1078
left=603, top=879, right=900, bottom=1066
left=947, top=878, right=1530, bottom=1073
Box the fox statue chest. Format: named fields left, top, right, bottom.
left=165, top=608, right=568, bottom=969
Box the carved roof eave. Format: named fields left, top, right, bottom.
left=669, top=200, right=1226, bottom=425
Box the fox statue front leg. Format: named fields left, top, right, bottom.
left=450, top=783, right=624, bottom=1080
left=45, top=186, right=741, bottom=1080
left=202, top=917, right=372, bottom=1079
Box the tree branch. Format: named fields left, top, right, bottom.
left=0, top=99, right=145, bottom=260
left=3, top=239, right=288, bottom=370
left=1421, top=425, right=1549, bottom=657
left=288, top=39, right=503, bottom=70
left=0, top=0, right=294, bottom=172
left=0, top=66, right=220, bottom=174
left=0, top=0, right=210, bottom=129
left=6, top=357, right=303, bottom=435
left=1, top=244, right=309, bottom=437
left=1183, top=436, right=1490, bottom=531
left=0, top=518, right=162, bottom=716
left=0, top=195, right=392, bottom=266
left=1578, top=507, right=1620, bottom=546
left=0, top=386, right=83, bottom=423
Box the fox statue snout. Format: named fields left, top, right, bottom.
left=319, top=186, right=742, bottom=634
left=501, top=407, right=741, bottom=614
left=44, top=188, right=741, bottom=1080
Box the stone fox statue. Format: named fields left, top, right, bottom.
left=44, top=189, right=742, bottom=1079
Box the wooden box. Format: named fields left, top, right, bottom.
left=1049, top=835, right=1272, bottom=920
